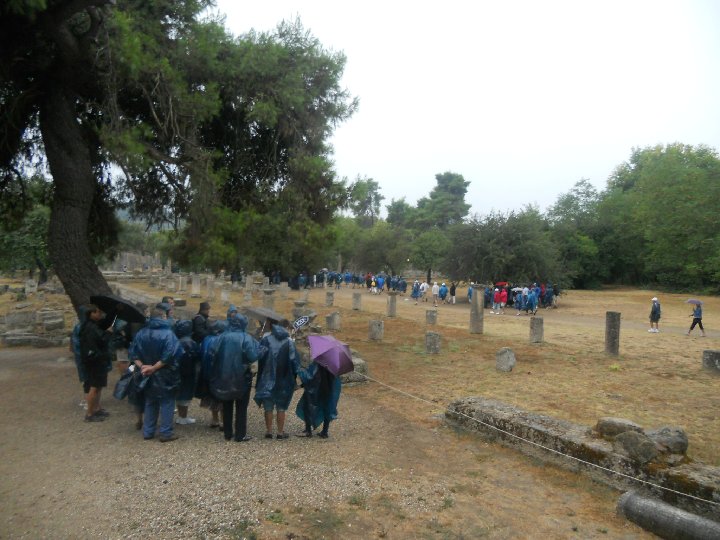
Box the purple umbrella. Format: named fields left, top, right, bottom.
left=686, top=299, right=704, bottom=305
left=307, top=335, right=354, bottom=376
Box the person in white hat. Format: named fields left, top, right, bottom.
left=648, top=297, right=661, bottom=333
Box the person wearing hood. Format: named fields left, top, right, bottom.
left=439, top=283, right=449, bottom=304
left=156, top=302, right=175, bottom=327
left=174, top=320, right=199, bottom=425
left=295, top=361, right=341, bottom=439
left=411, top=280, right=421, bottom=305
left=78, top=304, right=114, bottom=421
left=198, top=319, right=227, bottom=428
left=254, top=319, right=299, bottom=439
left=129, top=306, right=182, bottom=442
left=450, top=282, right=457, bottom=305
left=210, top=312, right=259, bottom=442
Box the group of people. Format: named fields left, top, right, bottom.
left=410, top=280, right=458, bottom=306
left=647, top=296, right=707, bottom=336
left=73, top=298, right=342, bottom=443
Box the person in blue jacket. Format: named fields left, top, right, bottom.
left=687, top=304, right=706, bottom=337
left=198, top=320, right=226, bottom=428
left=210, top=312, right=259, bottom=442
left=174, top=320, right=199, bottom=425
left=295, top=362, right=341, bottom=439
left=254, top=319, right=299, bottom=439
left=411, top=280, right=421, bottom=304
left=439, top=283, right=449, bottom=304
left=129, top=306, right=182, bottom=442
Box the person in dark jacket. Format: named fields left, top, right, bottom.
left=174, top=320, right=199, bottom=425
left=129, top=307, right=182, bottom=442
left=254, top=320, right=299, bottom=439
left=79, top=304, right=114, bottom=422
left=192, top=302, right=211, bottom=343
left=71, top=306, right=89, bottom=410
left=649, top=297, right=661, bottom=333
left=209, top=312, right=259, bottom=441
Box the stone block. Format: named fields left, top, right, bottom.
left=495, top=347, right=516, bottom=372
left=646, top=426, right=689, bottom=455
left=613, top=431, right=659, bottom=464
left=595, top=417, right=643, bottom=438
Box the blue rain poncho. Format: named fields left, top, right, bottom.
left=196, top=320, right=226, bottom=399
left=253, top=324, right=300, bottom=410
left=209, top=313, right=259, bottom=401
left=129, top=317, right=182, bottom=399
left=411, top=282, right=421, bottom=299
left=295, top=362, right=341, bottom=429
left=174, top=320, right=199, bottom=401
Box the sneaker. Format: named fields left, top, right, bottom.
left=648, top=329, right=654, bottom=333
left=159, top=434, right=179, bottom=443
left=175, top=417, right=196, bottom=425
left=234, top=435, right=253, bottom=442
left=84, top=415, right=105, bottom=422
left=94, top=409, right=110, bottom=418
left=276, top=433, right=289, bottom=440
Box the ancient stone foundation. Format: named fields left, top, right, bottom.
left=446, top=397, right=720, bottom=520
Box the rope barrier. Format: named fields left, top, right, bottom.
left=359, top=373, right=720, bottom=507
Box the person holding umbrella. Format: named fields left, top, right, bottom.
left=295, top=335, right=351, bottom=439
left=79, top=304, right=114, bottom=422
left=686, top=300, right=706, bottom=337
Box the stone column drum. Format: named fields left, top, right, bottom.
left=469, top=285, right=484, bottom=334
left=352, top=292, right=362, bottom=311
left=529, top=317, right=544, bottom=343
left=426, top=331, right=441, bottom=354
left=605, top=311, right=621, bottom=356
left=426, top=309, right=438, bottom=325
left=369, top=320, right=384, bottom=340
left=387, top=291, right=398, bottom=318
left=325, top=291, right=334, bottom=307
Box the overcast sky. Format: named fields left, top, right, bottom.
left=213, top=0, right=720, bottom=216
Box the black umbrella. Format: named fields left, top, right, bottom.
left=90, top=294, right=147, bottom=324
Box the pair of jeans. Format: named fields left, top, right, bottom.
left=143, top=396, right=175, bottom=439
left=222, top=391, right=250, bottom=440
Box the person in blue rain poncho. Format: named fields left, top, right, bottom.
left=295, top=361, right=342, bottom=439
left=411, top=280, right=421, bottom=304
left=198, top=319, right=227, bottom=428
left=209, top=312, right=259, bottom=442
left=129, top=306, right=182, bottom=442
left=253, top=319, right=299, bottom=439
left=174, top=320, right=199, bottom=425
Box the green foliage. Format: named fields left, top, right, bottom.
left=347, top=176, right=384, bottom=228
left=413, top=171, right=471, bottom=230
left=547, top=180, right=604, bottom=288
left=445, top=206, right=559, bottom=283
left=0, top=205, right=50, bottom=274
left=595, top=144, right=720, bottom=290
left=350, top=221, right=412, bottom=275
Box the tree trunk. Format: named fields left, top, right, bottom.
left=40, top=88, right=112, bottom=313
